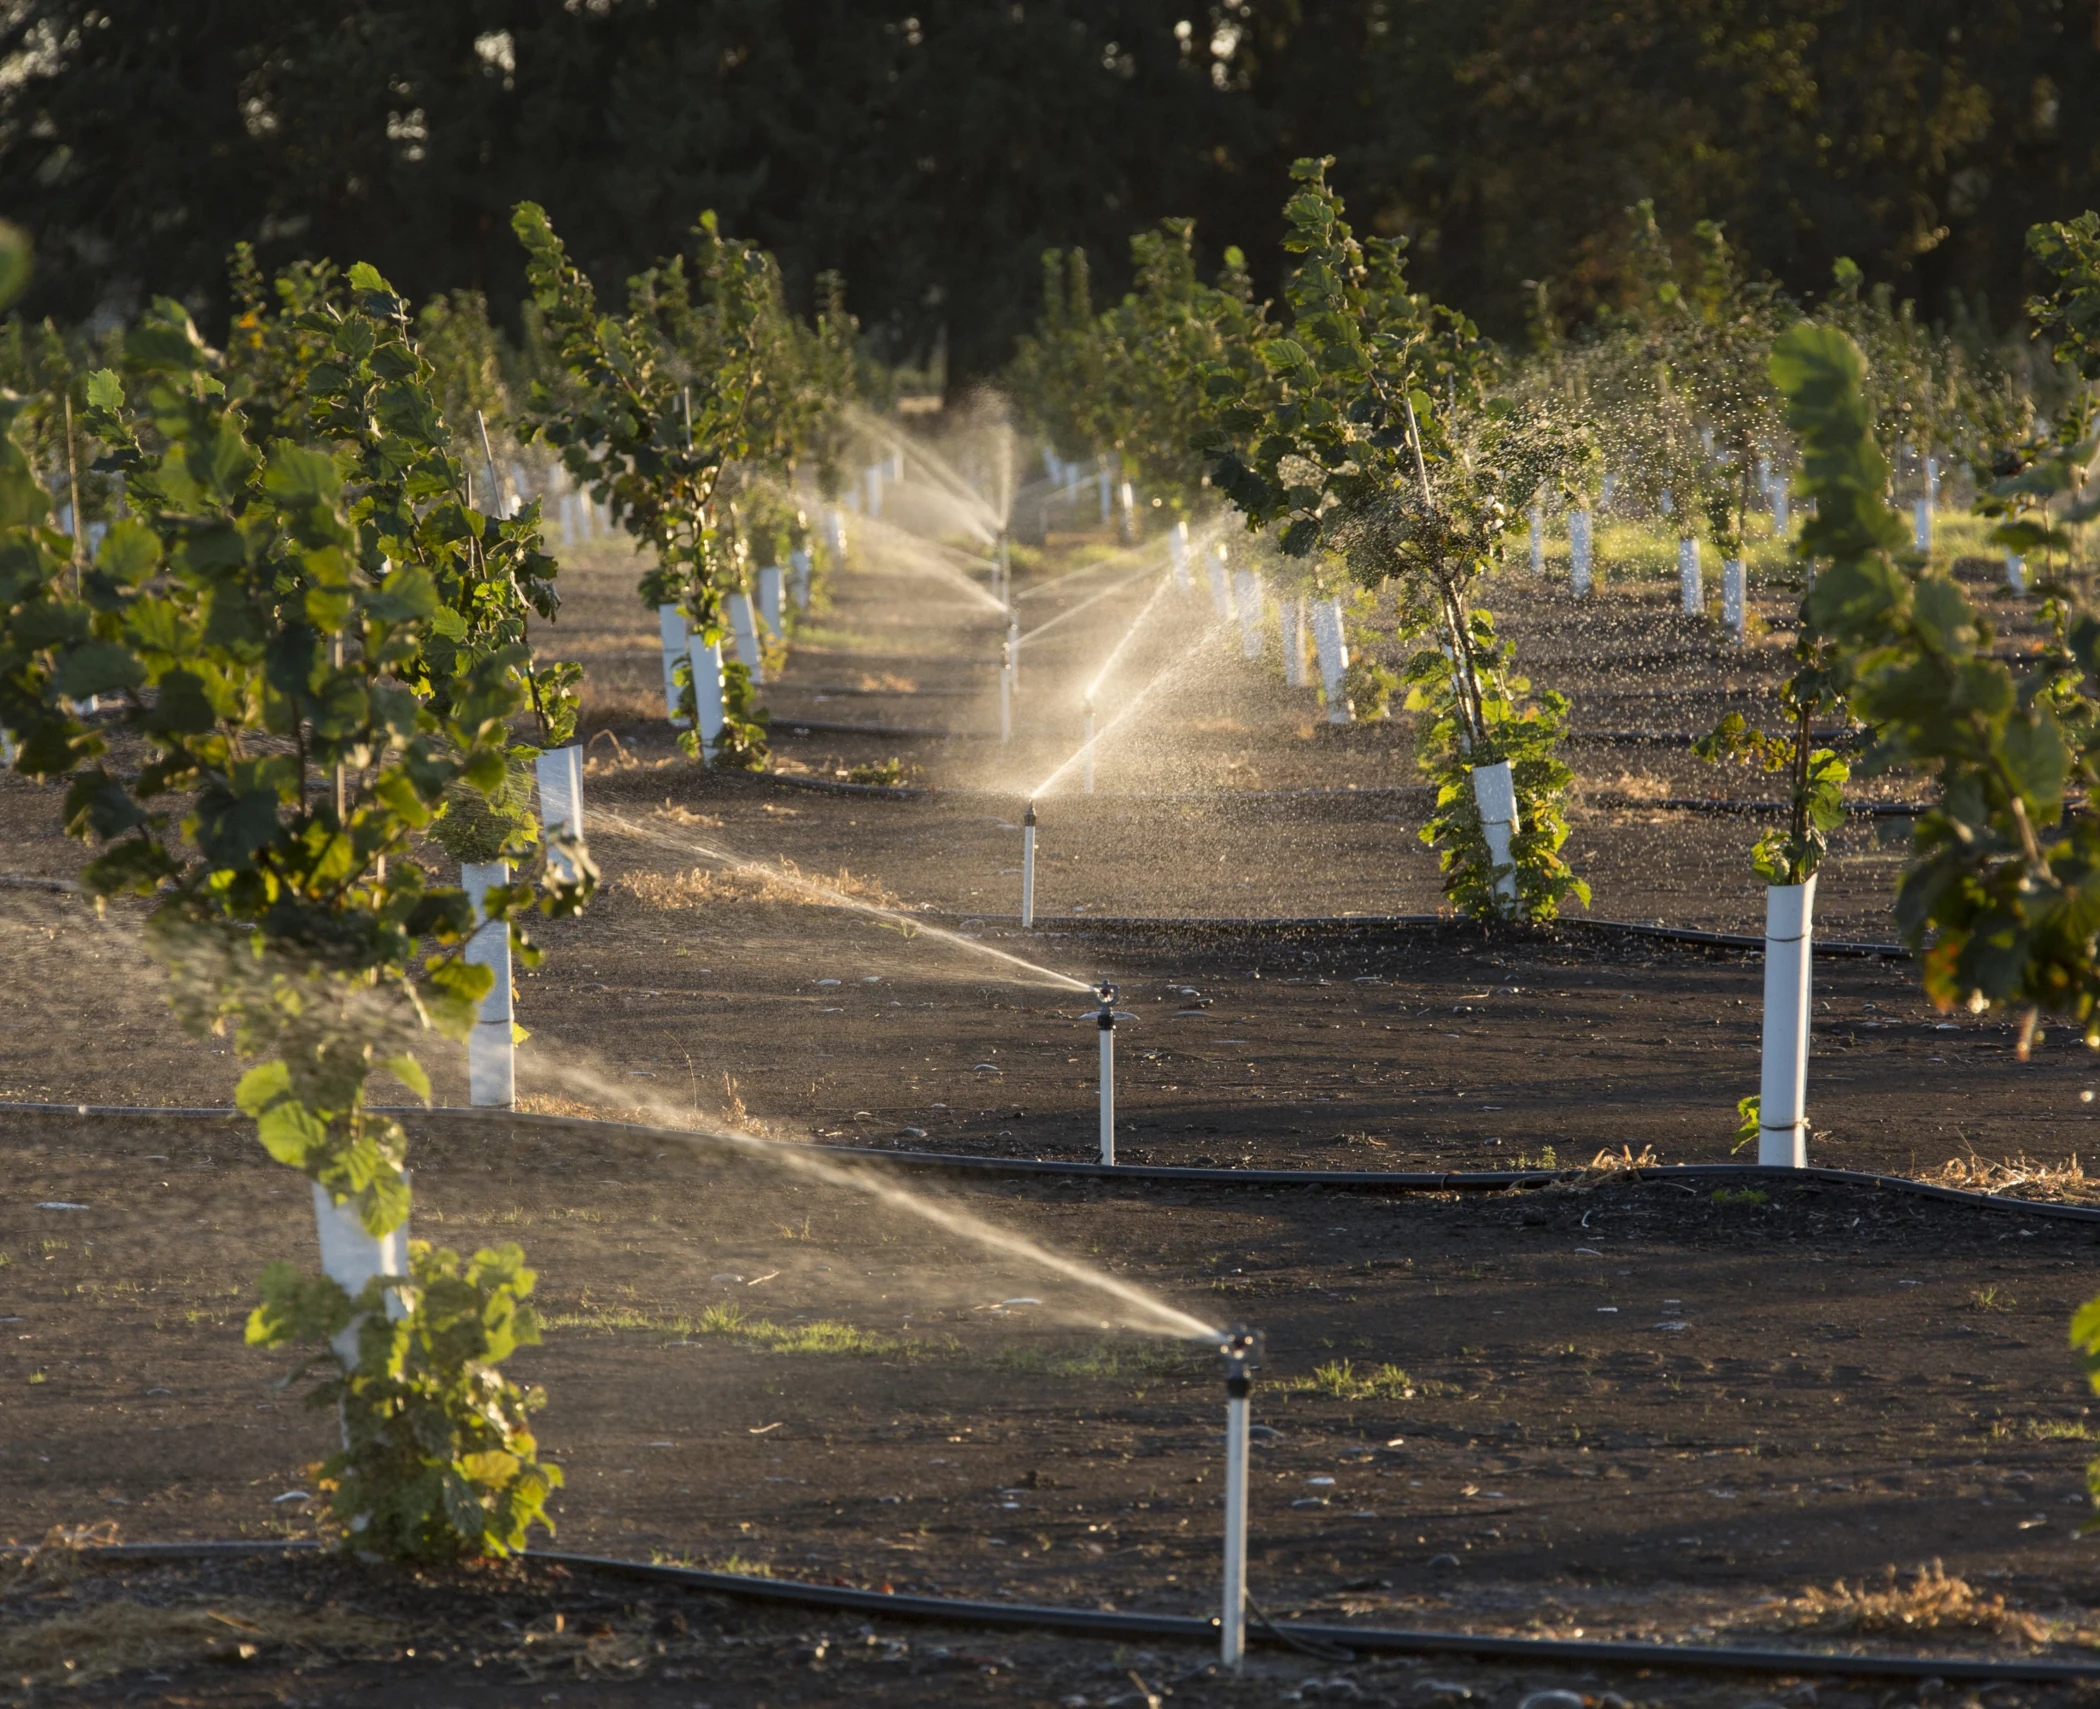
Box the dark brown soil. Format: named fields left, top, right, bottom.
left=3, top=511, right=2096, bottom=1705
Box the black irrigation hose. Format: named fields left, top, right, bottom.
left=22, top=1541, right=2100, bottom=1684
left=9, top=1102, right=2099, bottom=1227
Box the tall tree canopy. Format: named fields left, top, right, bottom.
left=3, top=0, right=2097, bottom=376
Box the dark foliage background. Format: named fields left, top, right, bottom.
left=4, top=1, right=2096, bottom=375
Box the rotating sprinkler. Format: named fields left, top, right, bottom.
left=1215, top=1324, right=1263, bottom=1667
left=1092, top=978, right=1126, bottom=1165
left=1020, top=801, right=1037, bottom=928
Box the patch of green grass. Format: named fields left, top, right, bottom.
left=1970, top=1284, right=2017, bottom=1314
left=1712, top=1187, right=1770, bottom=1207
left=1281, top=1359, right=1416, bottom=1402
left=695, top=1303, right=908, bottom=1356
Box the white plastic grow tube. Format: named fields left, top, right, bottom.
left=1758, top=875, right=1816, bottom=1168
left=1569, top=509, right=1594, bottom=596
left=1232, top=569, right=1264, bottom=658
left=1678, top=536, right=1703, bottom=616
left=1529, top=503, right=1544, bottom=574
left=1471, top=760, right=1521, bottom=915
left=687, top=634, right=726, bottom=761
left=1912, top=497, right=1932, bottom=557
left=463, top=860, right=514, bottom=1109
left=727, top=591, right=765, bottom=685
left=310, top=1186, right=410, bottom=1368
left=792, top=546, right=814, bottom=611
left=2006, top=552, right=2027, bottom=595
left=657, top=605, right=689, bottom=724
left=1310, top=599, right=1350, bottom=723
left=1207, top=549, right=1235, bottom=622
left=864, top=465, right=884, bottom=518
left=758, top=564, right=784, bottom=634
left=1284, top=597, right=1309, bottom=688
left=534, top=745, right=585, bottom=885
left=1169, top=520, right=1192, bottom=593
left=1722, top=559, right=1746, bottom=642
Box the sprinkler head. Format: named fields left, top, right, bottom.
left=1094, top=978, right=1118, bottom=1013
left=1217, top=1324, right=1263, bottom=1392
left=1024, top=799, right=1037, bottom=828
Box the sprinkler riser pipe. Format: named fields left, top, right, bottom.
left=1284, top=597, right=1309, bottom=688
left=463, top=860, right=514, bottom=1109
left=310, top=1184, right=409, bottom=1369
left=1221, top=1387, right=1250, bottom=1667
left=1311, top=599, right=1351, bottom=723
left=1569, top=510, right=1594, bottom=596
left=727, top=591, right=765, bottom=685
left=688, top=636, right=727, bottom=761
left=1020, top=811, right=1036, bottom=929
left=1759, top=876, right=1816, bottom=1168
left=1678, top=536, right=1703, bottom=616
left=1470, top=761, right=1521, bottom=914
left=758, top=564, right=785, bottom=634
left=1233, top=569, right=1264, bottom=658
left=1098, top=1017, right=1115, bottom=1166
left=1722, top=559, right=1746, bottom=641
left=534, top=745, right=585, bottom=885
left=657, top=604, right=690, bottom=725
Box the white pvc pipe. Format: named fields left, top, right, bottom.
left=1471, top=760, right=1521, bottom=915
left=1284, top=597, right=1309, bottom=688
left=758, top=564, right=784, bottom=634
left=658, top=604, right=689, bottom=723
left=310, top=1184, right=409, bottom=1368
left=1311, top=599, right=1350, bottom=723
left=463, top=860, right=514, bottom=1109
left=1020, top=805, right=1036, bottom=927
left=792, top=546, right=813, bottom=610
left=727, top=591, right=765, bottom=684
left=1232, top=569, right=1264, bottom=658
left=1221, top=1386, right=1249, bottom=1668
left=1912, top=497, right=1932, bottom=557
left=1528, top=504, right=1544, bottom=574
left=1098, top=1011, right=1115, bottom=1165
left=1758, top=876, right=1816, bottom=1168
left=1678, top=536, right=1703, bottom=616
left=2007, top=552, right=2027, bottom=595
left=534, top=744, right=585, bottom=885
left=1722, top=558, right=1746, bottom=643
left=1169, top=521, right=1191, bottom=593
left=1569, top=510, right=1593, bottom=596
left=688, top=634, right=726, bottom=760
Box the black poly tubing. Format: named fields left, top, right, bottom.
left=9, top=1102, right=2100, bottom=1226
left=26, top=1541, right=2100, bottom=1684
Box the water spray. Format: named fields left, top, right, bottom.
left=1722, top=558, right=1746, bottom=642
left=1020, top=801, right=1037, bottom=928
left=1216, top=1324, right=1262, bottom=1668
left=1284, top=597, right=1309, bottom=688
left=1569, top=509, right=1594, bottom=596
left=462, top=860, right=515, bottom=1108
left=1233, top=569, right=1264, bottom=658
left=1310, top=599, right=1351, bottom=723
left=1528, top=501, right=1544, bottom=574
left=1093, top=978, right=1121, bottom=1165
left=1169, top=520, right=1191, bottom=592
left=1207, top=544, right=1236, bottom=621
left=1081, top=697, right=1095, bottom=794
left=999, top=635, right=1014, bottom=744
left=1678, top=536, right=1703, bottom=616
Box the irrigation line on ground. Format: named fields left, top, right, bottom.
left=9, top=1103, right=2095, bottom=1224
left=12, top=1542, right=2100, bottom=1684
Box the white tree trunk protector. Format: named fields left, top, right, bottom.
left=1232, top=569, right=1264, bottom=658
left=688, top=635, right=726, bottom=759
left=1284, top=598, right=1309, bottom=687
left=1471, top=760, right=1521, bottom=914
left=1208, top=554, right=1236, bottom=621
left=535, top=745, right=585, bottom=884
left=864, top=465, right=884, bottom=518
left=1570, top=510, right=1593, bottom=596
left=311, top=1184, right=409, bottom=1367
left=1169, top=521, right=1191, bottom=592
left=2006, top=552, right=2027, bottom=595
left=463, top=859, right=514, bottom=1109
left=1528, top=505, right=1543, bottom=574
left=791, top=546, right=813, bottom=610
left=1678, top=536, right=1703, bottom=616
left=658, top=604, right=689, bottom=723
left=822, top=507, right=845, bottom=563
left=1310, top=600, right=1351, bottom=723
left=1722, top=559, right=1746, bottom=642
left=758, top=564, right=784, bottom=633
left=1759, top=876, right=1816, bottom=1167
left=1912, top=497, right=1932, bottom=556
left=727, top=591, right=765, bottom=685
left=1771, top=480, right=1790, bottom=538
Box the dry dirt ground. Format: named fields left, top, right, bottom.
left=3, top=486, right=2099, bottom=1705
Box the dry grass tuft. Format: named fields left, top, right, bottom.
left=513, top=1094, right=664, bottom=1126
left=1923, top=1152, right=2100, bottom=1205
left=856, top=672, right=917, bottom=692
left=618, top=857, right=901, bottom=913
left=1762, top=1561, right=2055, bottom=1645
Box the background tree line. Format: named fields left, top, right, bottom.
left=3, top=0, right=2095, bottom=378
